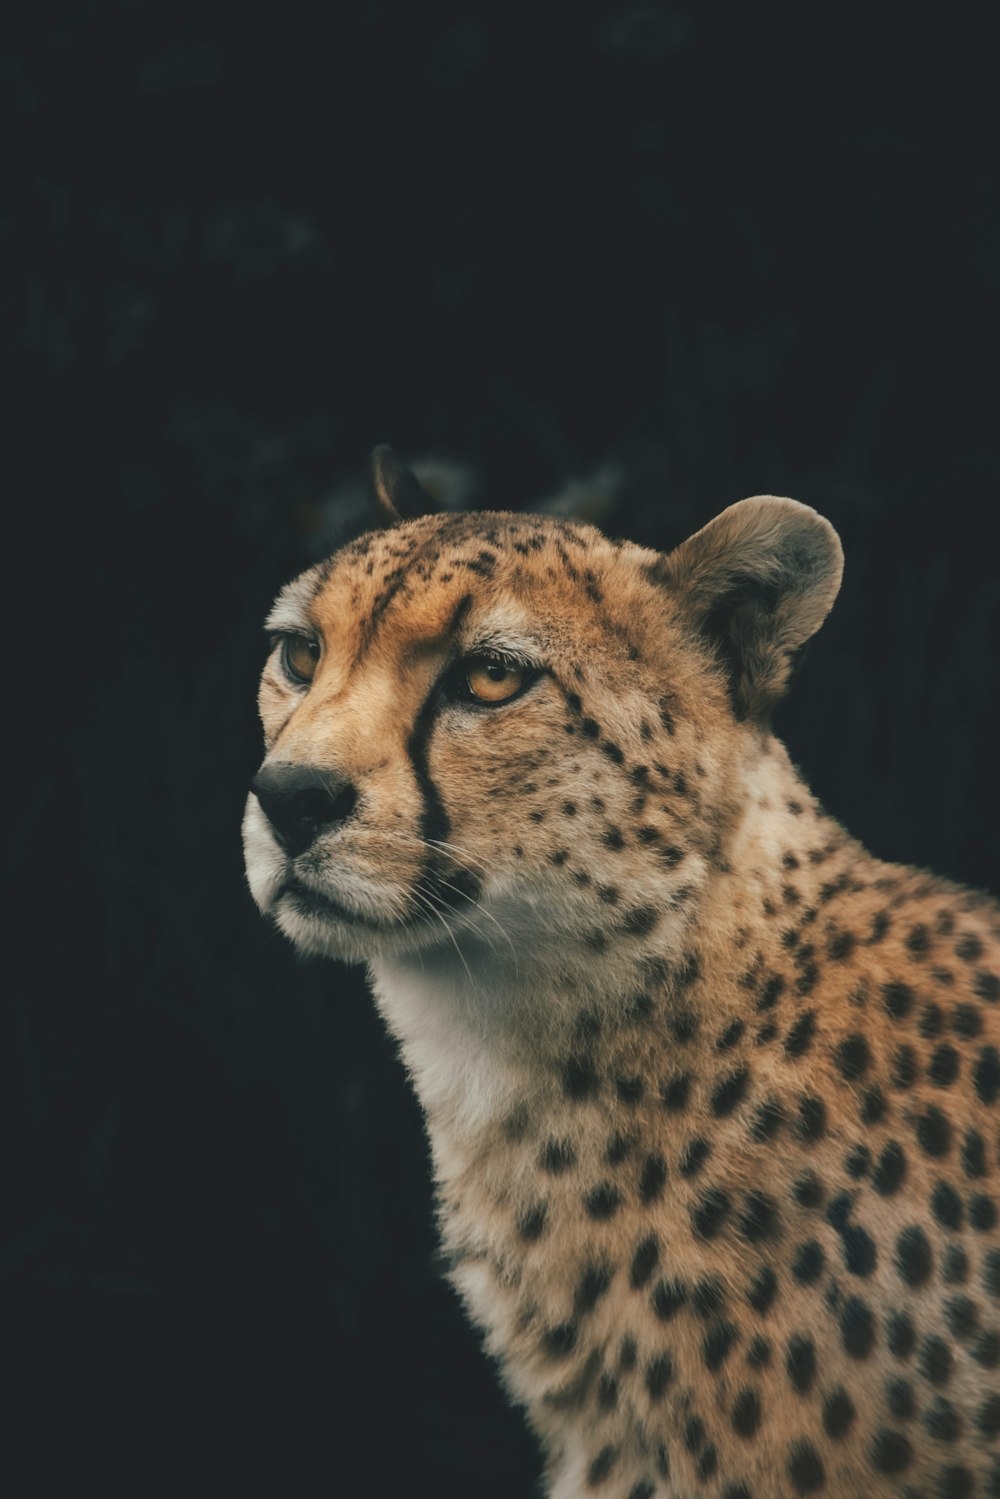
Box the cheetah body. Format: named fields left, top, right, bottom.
left=244, top=486, right=1000, bottom=1499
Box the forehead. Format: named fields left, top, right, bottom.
left=281, top=511, right=627, bottom=650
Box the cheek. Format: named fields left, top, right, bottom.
left=258, top=677, right=295, bottom=749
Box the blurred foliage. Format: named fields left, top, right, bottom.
left=3, top=0, right=999, bottom=1491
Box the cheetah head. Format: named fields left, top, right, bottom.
left=243, top=451, right=843, bottom=986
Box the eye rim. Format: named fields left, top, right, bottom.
left=272, top=631, right=321, bottom=686
left=448, top=650, right=540, bottom=708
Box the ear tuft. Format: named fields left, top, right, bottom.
left=371, top=445, right=443, bottom=526
left=656, top=496, right=844, bottom=721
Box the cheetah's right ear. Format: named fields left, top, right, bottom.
left=653, top=496, right=844, bottom=723
left=370, top=444, right=444, bottom=526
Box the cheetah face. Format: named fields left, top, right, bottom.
left=243, top=512, right=710, bottom=969
left=244, top=461, right=842, bottom=977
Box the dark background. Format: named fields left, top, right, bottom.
left=4, top=0, right=1000, bottom=1492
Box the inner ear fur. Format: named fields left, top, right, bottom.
left=371, top=444, right=443, bottom=526
left=654, top=496, right=844, bottom=722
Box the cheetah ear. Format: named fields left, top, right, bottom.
left=657, top=496, right=844, bottom=721
left=370, top=444, right=444, bottom=526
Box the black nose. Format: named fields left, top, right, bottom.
left=251, top=762, right=358, bottom=857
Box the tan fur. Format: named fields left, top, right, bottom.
left=244, top=499, right=1000, bottom=1498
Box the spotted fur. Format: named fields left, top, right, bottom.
left=244, top=483, right=1000, bottom=1498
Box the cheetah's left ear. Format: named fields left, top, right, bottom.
left=654, top=496, right=844, bottom=722
left=370, top=444, right=444, bottom=526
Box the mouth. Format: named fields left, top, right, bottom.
left=279, top=876, right=379, bottom=928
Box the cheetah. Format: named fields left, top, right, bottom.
left=243, top=447, right=1000, bottom=1498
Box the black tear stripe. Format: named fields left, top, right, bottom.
left=406, top=594, right=481, bottom=915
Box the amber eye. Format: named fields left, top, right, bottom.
left=464, top=656, right=527, bottom=704
left=279, top=634, right=320, bottom=685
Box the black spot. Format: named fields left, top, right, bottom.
left=603, top=827, right=625, bottom=851
left=747, top=1335, right=771, bottom=1368
left=975, top=971, right=1000, bottom=1003
left=970, top=1194, right=998, bottom=1231
left=619, top=1336, right=637, bottom=1370
left=679, top=1137, right=712, bottom=1177
left=834, top=1033, right=871, bottom=1081
left=975, top=1046, right=1000, bottom=1105
left=928, top=1044, right=960, bottom=1088
left=575, top=1262, right=613, bottom=1314
left=825, top=1190, right=854, bottom=1232
left=750, top=1099, right=784, bottom=1141
left=703, top=1320, right=739, bottom=1371
left=692, top=1188, right=731, bottom=1240
left=886, top=1377, right=916, bottom=1419
left=983, top=1248, right=1000, bottom=1298
left=916, top=1106, right=952, bottom=1158
left=919, top=1001, right=945, bottom=1039
left=842, top=1223, right=877, bottom=1277
left=860, top=1086, right=887, bottom=1124
left=651, top=1278, right=687, bottom=1321
left=793, top=1173, right=825, bottom=1209
left=670, top=1005, right=699, bottom=1044
left=919, top=1335, right=953, bottom=1385
left=719, top=1016, right=749, bottom=1053
left=944, top=1245, right=969, bottom=1284
left=937, top=1466, right=974, bottom=1499
left=597, top=884, right=620, bottom=906
left=845, top=1144, right=871, bottom=1179
left=711, top=1067, right=750, bottom=1116
left=645, top=1353, right=673, bottom=1400
left=757, top=973, right=785, bottom=1011
left=792, top=1240, right=825, bottom=1286
left=896, top=1226, right=933, bottom=1287
left=976, top=1394, right=1000, bottom=1435
left=973, top=1330, right=1000, bottom=1368
left=823, top=1387, right=855, bottom=1439
left=661, top=1073, right=691, bottom=1111
left=785, top=1011, right=817, bottom=1058
left=597, top=1374, right=618, bottom=1411
left=888, top=1311, right=916, bottom=1360
left=957, top=933, right=984, bottom=962
left=906, top=922, right=931, bottom=956
left=883, top=981, right=914, bottom=1020
left=562, top=1055, right=599, bottom=1100
left=932, top=1181, right=964, bottom=1231
left=580, top=716, right=600, bottom=738
left=517, top=1203, right=548, bottom=1241
left=599, top=740, right=624, bottom=766
left=870, top=1428, right=913, bottom=1474
left=683, top=1416, right=705, bottom=1453
left=639, top=1152, right=667, bottom=1203
left=584, top=1183, right=621, bottom=1220
left=614, top=1074, right=644, bottom=1105
left=925, top=1397, right=963, bottom=1443
left=924, top=1297, right=961, bottom=1365
left=585, top=1446, right=618, bottom=1489
left=787, top=1440, right=825, bottom=1493
left=692, top=1276, right=726, bottom=1318
left=953, top=1003, right=983, bottom=1038
left=740, top=1191, right=781, bottom=1242
left=627, top=1485, right=654, bottom=1499
left=542, top=1321, right=578, bottom=1358
left=605, top=1130, right=635, bottom=1166
left=841, top=1296, right=876, bottom=1358
left=786, top=1334, right=816, bottom=1394
left=963, top=1129, right=987, bottom=1178
left=731, top=1388, right=761, bottom=1438
left=867, top=910, right=891, bottom=944
left=539, top=1139, right=578, bottom=1175
left=828, top=930, right=856, bottom=961
left=796, top=1096, right=826, bottom=1142
left=747, top=1266, right=778, bottom=1314
left=629, top=1235, right=660, bottom=1289
left=891, top=1044, right=918, bottom=1090
left=695, top=1444, right=718, bottom=1481
left=622, top=905, right=659, bottom=937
